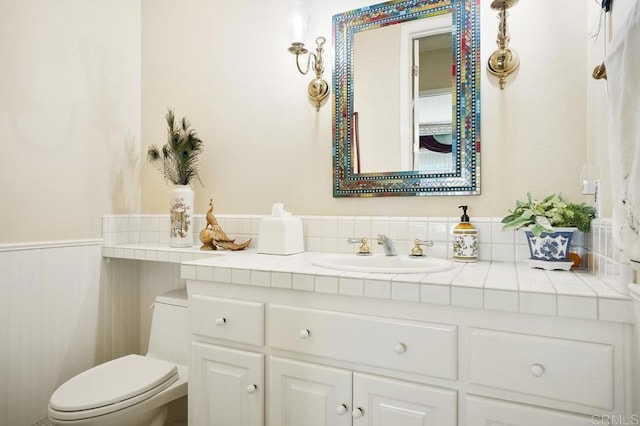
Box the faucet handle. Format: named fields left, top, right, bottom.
left=347, top=237, right=371, bottom=256
left=410, top=239, right=435, bottom=257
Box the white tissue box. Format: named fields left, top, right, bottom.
left=257, top=216, right=304, bottom=255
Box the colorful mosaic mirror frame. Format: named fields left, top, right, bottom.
left=332, top=0, right=480, bottom=197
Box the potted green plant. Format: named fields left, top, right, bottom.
left=502, top=193, right=596, bottom=269
left=147, top=109, right=204, bottom=247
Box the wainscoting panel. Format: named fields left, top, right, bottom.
left=0, top=241, right=139, bottom=425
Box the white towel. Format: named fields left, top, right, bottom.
left=605, top=0, right=640, bottom=262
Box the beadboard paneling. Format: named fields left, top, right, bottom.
left=0, top=242, right=139, bottom=425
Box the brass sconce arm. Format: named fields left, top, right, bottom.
left=288, top=36, right=330, bottom=111
left=487, top=0, right=519, bottom=89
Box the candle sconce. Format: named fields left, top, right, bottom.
left=487, top=0, right=520, bottom=89
left=286, top=0, right=329, bottom=111
left=288, top=36, right=330, bottom=111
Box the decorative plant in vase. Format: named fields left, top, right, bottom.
left=147, top=109, right=204, bottom=247
left=502, top=192, right=596, bottom=270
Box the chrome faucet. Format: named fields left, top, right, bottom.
left=377, top=234, right=397, bottom=256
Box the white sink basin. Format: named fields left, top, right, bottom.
left=312, top=254, right=454, bottom=274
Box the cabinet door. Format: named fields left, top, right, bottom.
left=190, top=342, right=264, bottom=426
left=352, top=373, right=457, bottom=426
left=464, top=395, right=594, bottom=426
left=269, top=357, right=352, bottom=426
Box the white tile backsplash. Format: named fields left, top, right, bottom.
left=315, top=275, right=339, bottom=294
left=420, top=284, right=451, bottom=305
left=364, top=278, right=392, bottom=299
left=339, top=276, right=365, bottom=297
left=103, top=214, right=633, bottom=294
left=589, top=219, right=635, bottom=294
left=484, top=289, right=519, bottom=313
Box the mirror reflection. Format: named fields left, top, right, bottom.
left=332, top=0, right=480, bottom=197
left=415, top=31, right=454, bottom=173
left=353, top=20, right=453, bottom=174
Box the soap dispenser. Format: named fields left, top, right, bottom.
left=453, top=205, right=477, bottom=262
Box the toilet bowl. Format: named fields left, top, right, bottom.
left=48, top=288, right=189, bottom=426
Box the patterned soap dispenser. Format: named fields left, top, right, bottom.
left=452, top=205, right=477, bottom=262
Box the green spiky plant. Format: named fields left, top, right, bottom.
left=502, top=192, right=596, bottom=237
left=147, top=109, right=204, bottom=186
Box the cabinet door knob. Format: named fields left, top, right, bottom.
left=299, top=329, right=311, bottom=339
left=336, top=404, right=347, bottom=415
left=530, top=363, right=545, bottom=377
left=247, top=384, right=257, bottom=394
left=352, top=408, right=364, bottom=418
left=394, top=343, right=407, bottom=354
left=215, top=317, right=226, bottom=326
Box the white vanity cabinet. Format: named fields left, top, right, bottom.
left=464, top=395, right=594, bottom=425
left=190, top=343, right=264, bottom=426
left=267, top=303, right=459, bottom=426
left=269, top=357, right=457, bottom=426
left=186, top=277, right=633, bottom=426
left=269, top=357, right=352, bottom=426
left=188, top=294, right=266, bottom=426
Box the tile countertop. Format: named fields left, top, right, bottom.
left=102, top=244, right=633, bottom=323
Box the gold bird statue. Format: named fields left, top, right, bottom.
left=199, top=199, right=251, bottom=251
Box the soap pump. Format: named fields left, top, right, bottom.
left=452, top=205, right=477, bottom=262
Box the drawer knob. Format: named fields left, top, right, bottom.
left=215, top=317, right=227, bottom=326
left=299, top=329, right=311, bottom=339
left=352, top=408, right=364, bottom=418
left=247, top=384, right=257, bottom=394
left=530, top=363, right=545, bottom=377
left=394, top=343, right=407, bottom=354
left=336, top=404, right=347, bottom=415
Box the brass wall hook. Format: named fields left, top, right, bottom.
left=592, top=62, right=607, bottom=80
left=487, top=0, right=520, bottom=89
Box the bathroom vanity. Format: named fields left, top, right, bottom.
left=178, top=250, right=636, bottom=426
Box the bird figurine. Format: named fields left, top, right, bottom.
left=199, top=199, right=251, bottom=251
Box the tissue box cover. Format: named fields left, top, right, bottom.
left=257, top=217, right=304, bottom=255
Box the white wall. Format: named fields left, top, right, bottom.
left=0, top=0, right=141, bottom=244
left=0, top=1, right=142, bottom=424
left=0, top=2, right=629, bottom=244
left=141, top=0, right=596, bottom=220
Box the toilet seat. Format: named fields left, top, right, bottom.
left=48, top=354, right=179, bottom=422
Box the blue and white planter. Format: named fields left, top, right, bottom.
left=524, top=227, right=576, bottom=271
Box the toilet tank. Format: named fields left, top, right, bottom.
left=146, top=288, right=189, bottom=366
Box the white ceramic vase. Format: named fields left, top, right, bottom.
left=169, top=185, right=194, bottom=248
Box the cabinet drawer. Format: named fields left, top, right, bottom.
left=465, top=395, right=593, bottom=426
left=269, top=305, right=457, bottom=379
left=190, top=295, right=264, bottom=346
left=469, top=328, right=614, bottom=410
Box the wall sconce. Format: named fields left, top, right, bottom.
left=487, top=0, right=520, bottom=89
left=287, top=0, right=330, bottom=111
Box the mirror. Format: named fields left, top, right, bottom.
left=332, top=0, right=480, bottom=197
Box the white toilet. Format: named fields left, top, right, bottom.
left=48, top=288, right=189, bottom=426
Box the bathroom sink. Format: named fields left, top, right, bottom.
left=312, top=254, right=454, bottom=274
